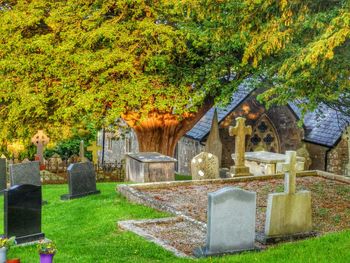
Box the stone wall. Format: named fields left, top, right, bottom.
left=326, top=138, right=348, bottom=175
left=176, top=137, right=203, bottom=175
left=97, top=130, right=139, bottom=164
left=218, top=91, right=304, bottom=168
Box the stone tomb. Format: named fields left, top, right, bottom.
left=9, top=161, right=41, bottom=186
left=194, top=187, right=257, bottom=257
left=125, top=152, right=177, bottom=183
left=3, top=184, right=45, bottom=244
left=61, top=162, right=101, bottom=200
left=262, top=151, right=313, bottom=243
left=191, top=152, right=219, bottom=180
left=0, top=158, right=6, bottom=192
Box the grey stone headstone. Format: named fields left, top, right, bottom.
left=195, top=187, right=257, bottom=257
left=4, top=184, right=45, bottom=244
left=0, top=159, right=6, bottom=191
left=9, top=161, right=41, bottom=186
left=61, top=162, right=100, bottom=200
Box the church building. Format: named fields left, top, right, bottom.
left=97, top=86, right=350, bottom=176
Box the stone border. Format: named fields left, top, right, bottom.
left=117, top=170, right=350, bottom=257
left=118, top=217, right=191, bottom=258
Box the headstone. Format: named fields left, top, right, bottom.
left=4, top=184, right=45, bottom=244
left=87, top=141, right=102, bottom=165
left=296, top=144, right=311, bottom=170
left=0, top=159, right=6, bottom=192
left=22, top=158, right=30, bottom=163
left=9, top=161, right=41, bottom=186
left=194, top=187, right=257, bottom=257
left=263, top=151, right=313, bottom=243
left=191, top=152, right=219, bottom=180
left=79, top=140, right=89, bottom=162
left=61, top=162, right=100, bottom=200
left=204, top=109, right=223, bottom=166
left=31, top=130, right=50, bottom=165
left=229, top=117, right=252, bottom=176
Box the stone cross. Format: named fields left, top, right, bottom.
left=87, top=141, right=102, bottom=165
left=342, top=126, right=350, bottom=176
left=31, top=130, right=49, bottom=164
left=204, top=109, right=223, bottom=166
left=281, top=151, right=297, bottom=194
left=229, top=117, right=252, bottom=166
left=229, top=117, right=252, bottom=176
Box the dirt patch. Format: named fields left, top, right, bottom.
left=140, top=176, right=350, bottom=234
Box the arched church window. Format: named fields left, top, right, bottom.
left=247, top=114, right=280, bottom=152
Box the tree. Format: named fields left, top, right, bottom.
left=0, top=0, right=349, bottom=156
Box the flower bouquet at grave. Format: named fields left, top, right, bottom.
left=37, top=240, right=57, bottom=263
left=0, top=236, right=16, bottom=262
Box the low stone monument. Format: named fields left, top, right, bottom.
left=204, top=109, right=223, bottom=166
left=0, top=158, right=6, bottom=192
left=125, top=152, right=177, bottom=183
left=261, top=151, right=313, bottom=243
left=3, top=184, right=45, bottom=244
left=61, top=162, right=101, bottom=200
left=9, top=161, right=41, bottom=186
left=229, top=117, right=252, bottom=176
left=194, top=187, right=258, bottom=257
left=191, top=152, right=219, bottom=180
left=87, top=141, right=102, bottom=165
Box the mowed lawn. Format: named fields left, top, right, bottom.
left=2, top=183, right=349, bottom=262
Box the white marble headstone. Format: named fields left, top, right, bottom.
left=196, top=187, right=256, bottom=256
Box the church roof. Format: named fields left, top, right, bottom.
left=186, top=85, right=253, bottom=141
left=186, top=88, right=350, bottom=148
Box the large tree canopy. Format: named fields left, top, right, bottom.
left=0, top=0, right=349, bottom=155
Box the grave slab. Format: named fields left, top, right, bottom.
left=194, top=187, right=258, bottom=257
left=191, top=152, right=219, bottom=180
left=61, top=162, right=100, bottom=200
left=4, top=184, right=45, bottom=244
left=9, top=161, right=41, bottom=186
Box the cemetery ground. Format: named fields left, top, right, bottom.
left=0, top=181, right=349, bottom=262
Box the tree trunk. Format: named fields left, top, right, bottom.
left=122, top=98, right=213, bottom=157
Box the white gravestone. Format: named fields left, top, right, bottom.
left=264, top=151, right=312, bottom=242
left=194, top=187, right=257, bottom=257
left=191, top=152, right=219, bottom=180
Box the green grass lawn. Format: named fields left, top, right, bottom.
left=5, top=183, right=350, bottom=262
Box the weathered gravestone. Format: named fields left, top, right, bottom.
left=9, top=161, right=41, bottom=186
left=261, top=151, right=313, bottom=243
left=61, top=162, right=101, bottom=200
left=204, top=109, right=223, bottom=166
left=3, top=184, right=45, bottom=244
left=79, top=140, right=89, bottom=163
left=229, top=117, right=252, bottom=177
left=0, top=159, right=6, bottom=192
left=31, top=130, right=50, bottom=165
left=191, top=152, right=219, bottom=180
left=194, top=187, right=257, bottom=257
